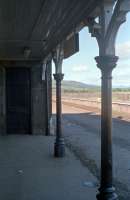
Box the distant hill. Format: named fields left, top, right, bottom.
left=52, top=80, right=100, bottom=91
left=52, top=80, right=130, bottom=92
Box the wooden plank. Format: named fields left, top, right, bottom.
left=63, top=33, right=79, bottom=59
left=42, top=0, right=98, bottom=58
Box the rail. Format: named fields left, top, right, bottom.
left=53, top=96, right=130, bottom=114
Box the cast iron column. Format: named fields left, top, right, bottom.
left=95, top=55, right=118, bottom=200
left=53, top=73, right=65, bottom=157
left=87, top=1, right=129, bottom=199
left=45, top=65, right=50, bottom=136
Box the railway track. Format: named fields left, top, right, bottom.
left=53, top=98, right=130, bottom=121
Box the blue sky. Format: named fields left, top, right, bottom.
left=53, top=13, right=130, bottom=87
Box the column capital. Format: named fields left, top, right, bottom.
left=95, top=55, right=118, bottom=72
left=53, top=73, right=64, bottom=81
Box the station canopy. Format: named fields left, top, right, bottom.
left=0, top=0, right=100, bottom=64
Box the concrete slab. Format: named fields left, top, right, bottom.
left=0, top=135, right=97, bottom=200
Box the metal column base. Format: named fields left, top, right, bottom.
left=96, top=186, right=118, bottom=200
left=54, top=138, right=65, bottom=157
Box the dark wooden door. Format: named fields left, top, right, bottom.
left=6, top=68, right=31, bottom=134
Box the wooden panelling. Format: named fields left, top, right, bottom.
left=0, top=0, right=98, bottom=62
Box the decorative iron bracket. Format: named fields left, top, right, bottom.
left=88, top=0, right=130, bottom=56
left=52, top=43, right=64, bottom=74
left=42, top=54, right=52, bottom=81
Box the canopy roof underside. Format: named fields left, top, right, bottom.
left=0, top=0, right=112, bottom=63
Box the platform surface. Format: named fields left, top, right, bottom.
left=0, top=135, right=97, bottom=200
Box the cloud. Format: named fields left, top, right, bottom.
left=64, top=63, right=101, bottom=85
left=113, top=62, right=130, bottom=86
left=116, top=41, right=130, bottom=60
left=72, top=65, right=88, bottom=72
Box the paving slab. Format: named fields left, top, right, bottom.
left=0, top=135, right=97, bottom=200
